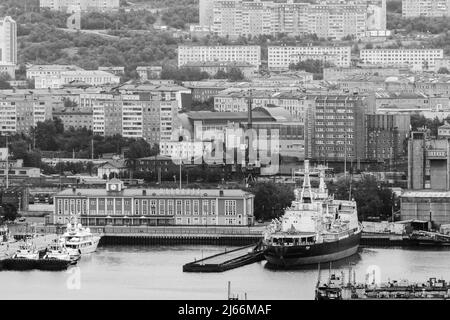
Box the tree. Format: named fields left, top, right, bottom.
left=289, top=59, right=331, bottom=80
left=410, top=114, right=443, bottom=136
left=328, top=175, right=396, bottom=221
left=1, top=203, right=18, bottom=222
left=438, top=67, right=450, bottom=74
left=246, top=182, right=295, bottom=221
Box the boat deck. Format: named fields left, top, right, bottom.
left=183, top=242, right=265, bottom=272
left=0, top=234, right=59, bottom=259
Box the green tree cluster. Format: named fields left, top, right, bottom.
left=289, top=59, right=331, bottom=80
left=245, top=182, right=295, bottom=221
left=328, top=175, right=397, bottom=221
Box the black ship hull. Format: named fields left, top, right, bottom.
left=264, top=231, right=361, bottom=267
left=1, top=258, right=74, bottom=271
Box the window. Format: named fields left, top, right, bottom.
left=142, top=200, right=148, bottom=215
left=210, top=200, right=216, bottom=215
left=58, top=199, right=62, bottom=215
left=225, top=200, right=237, bottom=216
left=185, top=200, right=191, bottom=215
left=115, top=199, right=122, bottom=214
left=135, top=199, right=139, bottom=215
left=64, top=200, right=69, bottom=213
left=193, top=200, right=199, bottom=215
left=202, top=200, right=208, bottom=216
left=150, top=200, right=157, bottom=215
left=159, top=200, right=165, bottom=215
left=175, top=200, right=182, bottom=215
left=107, top=199, right=113, bottom=215
left=168, top=200, right=174, bottom=215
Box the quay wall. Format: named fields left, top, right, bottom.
left=10, top=225, right=264, bottom=246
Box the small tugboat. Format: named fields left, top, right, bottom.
left=39, top=241, right=78, bottom=271
left=3, top=241, right=40, bottom=270
left=60, top=217, right=101, bottom=258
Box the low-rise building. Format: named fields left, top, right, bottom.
left=26, top=64, right=84, bottom=79
left=360, top=49, right=444, bottom=71
left=53, top=107, right=93, bottom=130
left=51, top=179, right=255, bottom=226
left=97, top=160, right=127, bottom=180
left=35, top=70, right=120, bottom=89
left=136, top=66, right=163, bottom=81
left=98, top=66, right=125, bottom=76
left=181, top=61, right=258, bottom=79
left=268, top=46, right=352, bottom=71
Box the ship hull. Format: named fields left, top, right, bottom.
left=264, top=231, right=361, bottom=267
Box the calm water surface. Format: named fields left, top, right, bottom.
left=2, top=245, right=450, bottom=300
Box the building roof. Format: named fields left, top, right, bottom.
left=186, top=110, right=273, bottom=122
left=401, top=190, right=450, bottom=198
left=138, top=155, right=173, bottom=161
left=98, top=160, right=126, bottom=169
left=27, top=64, right=84, bottom=72
left=56, top=187, right=253, bottom=198
left=182, top=61, right=255, bottom=68
left=117, top=83, right=189, bottom=92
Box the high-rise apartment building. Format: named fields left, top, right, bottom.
left=200, top=0, right=216, bottom=27
left=210, top=0, right=386, bottom=40
left=92, top=94, right=179, bottom=146
left=402, top=0, right=450, bottom=17
left=0, top=95, right=53, bottom=135
left=0, top=16, right=17, bottom=65
left=304, top=94, right=370, bottom=163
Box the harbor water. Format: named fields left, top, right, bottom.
left=2, top=245, right=450, bottom=300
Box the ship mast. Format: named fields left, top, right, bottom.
left=300, top=160, right=313, bottom=203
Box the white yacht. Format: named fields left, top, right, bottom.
left=60, top=218, right=101, bottom=257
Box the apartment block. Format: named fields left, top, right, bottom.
left=211, top=0, right=386, bottom=40
left=360, top=49, right=444, bottom=71
left=365, top=114, right=410, bottom=164
left=53, top=108, right=93, bottom=131
left=178, top=45, right=261, bottom=69
left=91, top=93, right=179, bottom=145
left=39, top=0, right=120, bottom=13
left=0, top=16, right=17, bottom=65
left=268, top=46, right=352, bottom=71
left=402, top=0, right=450, bottom=17
left=0, top=95, right=53, bottom=135
left=304, top=94, right=370, bottom=163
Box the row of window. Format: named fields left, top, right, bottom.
left=57, top=198, right=238, bottom=216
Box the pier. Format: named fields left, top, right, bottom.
left=10, top=225, right=264, bottom=246
left=183, top=242, right=265, bottom=272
